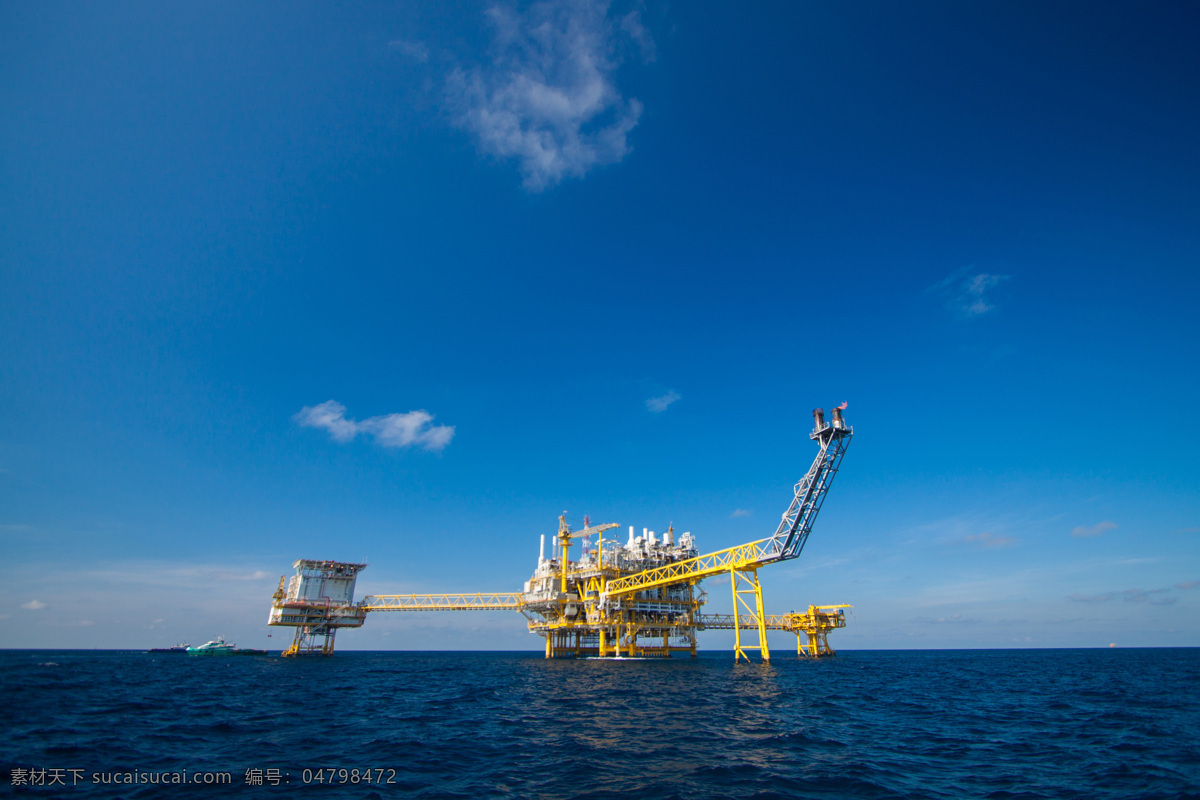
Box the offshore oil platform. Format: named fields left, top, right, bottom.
left=269, top=406, right=854, bottom=662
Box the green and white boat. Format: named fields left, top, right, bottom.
left=186, top=636, right=237, bottom=655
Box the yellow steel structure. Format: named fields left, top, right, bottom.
left=268, top=407, right=855, bottom=661
left=602, top=538, right=775, bottom=596
left=598, top=538, right=781, bottom=662
left=730, top=569, right=770, bottom=663
left=698, top=605, right=851, bottom=657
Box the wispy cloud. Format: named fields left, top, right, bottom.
left=915, top=514, right=1020, bottom=550
left=228, top=570, right=269, bottom=582
left=730, top=509, right=752, bottom=518
left=1070, top=588, right=1169, bottom=605
left=1068, top=581, right=1195, bottom=605
left=447, top=0, right=648, bottom=191
left=964, top=532, right=1016, bottom=549
left=294, top=401, right=454, bottom=452
left=928, top=268, right=1012, bottom=318
left=619, top=8, right=655, bottom=62
left=1072, top=521, right=1117, bottom=538
left=915, top=614, right=981, bottom=624
left=76, top=564, right=278, bottom=588
left=646, top=390, right=680, bottom=413
left=388, top=39, right=429, bottom=63
left=21, top=600, right=47, bottom=610
left=1173, top=526, right=1200, bottom=534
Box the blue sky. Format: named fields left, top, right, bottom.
left=2, top=1, right=1197, bottom=651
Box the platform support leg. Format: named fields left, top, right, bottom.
left=731, top=568, right=770, bottom=663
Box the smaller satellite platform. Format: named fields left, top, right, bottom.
left=268, top=560, right=368, bottom=656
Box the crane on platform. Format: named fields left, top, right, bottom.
left=269, top=406, right=854, bottom=661
left=556, top=516, right=620, bottom=592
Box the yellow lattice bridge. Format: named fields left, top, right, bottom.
left=360, top=593, right=524, bottom=611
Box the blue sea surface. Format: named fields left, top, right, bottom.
left=3, top=648, right=1199, bottom=799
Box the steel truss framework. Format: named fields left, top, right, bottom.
left=360, top=593, right=524, bottom=611
left=600, top=419, right=851, bottom=602
left=284, top=624, right=340, bottom=656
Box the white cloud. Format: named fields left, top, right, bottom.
left=294, top=401, right=454, bottom=452
left=928, top=268, right=1012, bottom=318
left=294, top=400, right=359, bottom=442
left=1072, top=521, right=1117, bottom=538
left=363, top=411, right=455, bottom=451
left=646, top=390, right=680, bottom=413
left=730, top=509, right=752, bottom=518
left=21, top=600, right=47, bottom=610
left=448, top=0, right=647, bottom=191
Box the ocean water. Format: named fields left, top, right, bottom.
left=3, top=648, right=1198, bottom=799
